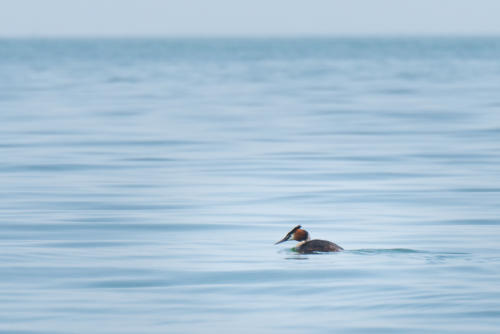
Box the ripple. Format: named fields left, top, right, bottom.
left=348, top=248, right=427, bottom=254
left=0, top=163, right=126, bottom=173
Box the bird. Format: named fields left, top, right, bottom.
left=275, top=225, right=343, bottom=253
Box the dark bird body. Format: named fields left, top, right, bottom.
left=295, top=239, right=343, bottom=253
left=275, top=225, right=343, bottom=253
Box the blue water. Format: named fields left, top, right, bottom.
left=1, top=37, right=500, bottom=333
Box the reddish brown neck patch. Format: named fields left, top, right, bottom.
left=293, top=229, right=308, bottom=241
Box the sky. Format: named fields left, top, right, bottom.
left=1, top=0, right=500, bottom=37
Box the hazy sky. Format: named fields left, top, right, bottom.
left=2, top=0, right=500, bottom=37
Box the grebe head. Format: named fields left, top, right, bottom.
left=275, top=225, right=310, bottom=244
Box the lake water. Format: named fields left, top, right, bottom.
left=1, top=37, right=500, bottom=333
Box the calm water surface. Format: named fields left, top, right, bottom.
left=1, top=38, right=500, bottom=333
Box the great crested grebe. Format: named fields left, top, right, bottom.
left=275, top=225, right=343, bottom=253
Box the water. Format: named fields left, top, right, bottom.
left=1, top=37, right=500, bottom=333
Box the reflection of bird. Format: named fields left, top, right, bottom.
left=275, top=225, right=343, bottom=253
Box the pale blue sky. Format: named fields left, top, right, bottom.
left=1, top=0, right=500, bottom=37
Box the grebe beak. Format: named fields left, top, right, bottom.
left=275, top=233, right=292, bottom=245
left=274, top=225, right=302, bottom=245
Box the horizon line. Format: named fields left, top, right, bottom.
left=2, top=32, right=500, bottom=40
